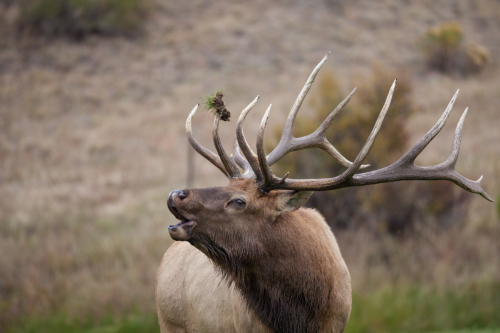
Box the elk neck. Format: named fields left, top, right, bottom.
left=189, top=207, right=351, bottom=333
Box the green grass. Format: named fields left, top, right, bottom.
left=7, top=282, right=500, bottom=333
left=428, top=330, right=500, bottom=333
left=6, top=314, right=500, bottom=333
left=7, top=313, right=159, bottom=333
left=346, top=282, right=500, bottom=333
left=18, top=0, right=151, bottom=38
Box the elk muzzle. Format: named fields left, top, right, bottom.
left=167, top=190, right=195, bottom=241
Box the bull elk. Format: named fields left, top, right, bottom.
left=156, top=54, right=492, bottom=333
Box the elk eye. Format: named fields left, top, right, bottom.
left=233, top=199, right=246, bottom=207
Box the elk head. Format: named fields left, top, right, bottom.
left=167, top=52, right=492, bottom=248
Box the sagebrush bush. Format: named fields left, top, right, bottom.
left=18, top=0, right=150, bottom=39
left=271, top=67, right=470, bottom=235
left=420, top=21, right=490, bottom=76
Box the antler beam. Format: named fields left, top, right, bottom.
left=259, top=89, right=493, bottom=202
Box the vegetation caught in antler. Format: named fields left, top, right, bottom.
left=201, top=89, right=231, bottom=121
left=186, top=54, right=492, bottom=201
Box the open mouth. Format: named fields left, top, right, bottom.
left=167, top=197, right=194, bottom=230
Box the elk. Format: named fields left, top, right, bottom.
left=156, top=54, right=492, bottom=333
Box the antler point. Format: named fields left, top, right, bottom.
left=482, top=190, right=494, bottom=202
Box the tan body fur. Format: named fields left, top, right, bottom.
left=156, top=207, right=351, bottom=333
left=156, top=241, right=269, bottom=333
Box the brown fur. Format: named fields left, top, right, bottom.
left=156, top=179, right=351, bottom=333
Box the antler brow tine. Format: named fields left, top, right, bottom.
left=186, top=104, right=230, bottom=179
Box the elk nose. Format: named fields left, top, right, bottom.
left=170, top=190, right=187, bottom=201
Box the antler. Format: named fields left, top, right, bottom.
left=185, top=54, right=491, bottom=203
left=236, top=96, right=264, bottom=182
left=186, top=54, right=370, bottom=181
left=266, top=53, right=369, bottom=169
left=186, top=104, right=241, bottom=179
left=257, top=88, right=493, bottom=202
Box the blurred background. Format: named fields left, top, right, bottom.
left=0, top=1, right=499, bottom=332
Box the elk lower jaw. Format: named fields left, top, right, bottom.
left=167, top=200, right=196, bottom=241
left=168, top=219, right=195, bottom=241
left=168, top=206, right=196, bottom=242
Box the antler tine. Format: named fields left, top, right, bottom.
left=233, top=137, right=255, bottom=179
left=186, top=104, right=230, bottom=179
left=350, top=105, right=492, bottom=201
left=334, top=79, right=397, bottom=182
left=267, top=88, right=370, bottom=169
left=213, top=115, right=242, bottom=179
left=259, top=80, right=396, bottom=193
left=259, top=88, right=492, bottom=202
left=434, top=107, right=492, bottom=201
left=395, top=89, right=459, bottom=167
left=444, top=107, right=467, bottom=169
left=256, top=104, right=273, bottom=188
left=267, top=54, right=329, bottom=163
left=236, top=96, right=264, bottom=182
left=266, top=54, right=369, bottom=169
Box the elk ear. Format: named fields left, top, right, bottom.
left=274, top=190, right=313, bottom=215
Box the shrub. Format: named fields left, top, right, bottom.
left=271, top=67, right=470, bottom=235
left=420, top=21, right=490, bottom=76
left=462, top=42, right=491, bottom=74
left=17, top=0, right=150, bottom=39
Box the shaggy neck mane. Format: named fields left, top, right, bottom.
left=190, top=208, right=345, bottom=333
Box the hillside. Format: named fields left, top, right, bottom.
left=1, top=1, right=500, bottom=332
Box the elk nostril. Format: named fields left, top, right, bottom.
left=170, top=189, right=188, bottom=201
left=178, top=190, right=188, bottom=200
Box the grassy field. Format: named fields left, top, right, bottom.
left=8, top=283, right=500, bottom=333
left=1, top=0, right=500, bottom=332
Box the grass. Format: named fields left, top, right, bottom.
left=17, top=0, right=151, bottom=38
left=6, top=313, right=159, bottom=333
left=6, top=283, right=500, bottom=333
left=345, top=282, right=500, bottom=333
left=428, top=331, right=500, bottom=333
left=1, top=1, right=500, bottom=333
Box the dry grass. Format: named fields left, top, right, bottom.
left=1, top=0, right=500, bottom=331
